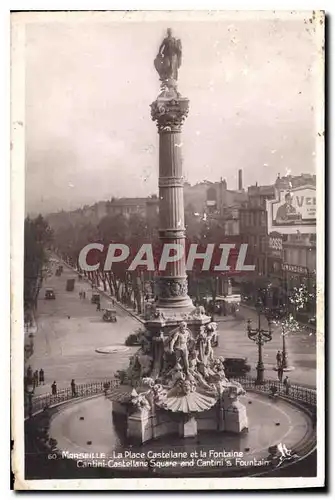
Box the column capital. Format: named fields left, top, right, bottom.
left=151, top=95, right=189, bottom=133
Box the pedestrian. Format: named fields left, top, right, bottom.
left=51, top=381, right=57, bottom=395
left=277, top=364, right=284, bottom=383
left=71, top=379, right=76, bottom=397
left=283, top=376, right=291, bottom=395
left=276, top=350, right=282, bottom=368
left=103, top=381, right=110, bottom=396
left=79, top=291, right=82, bottom=300
left=96, top=302, right=101, bottom=312
left=39, top=368, right=45, bottom=385
left=26, top=365, right=33, bottom=382
left=83, top=291, right=86, bottom=299
left=33, top=370, right=39, bottom=388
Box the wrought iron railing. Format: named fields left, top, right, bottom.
left=25, top=379, right=121, bottom=418
left=232, top=375, right=317, bottom=406
left=25, top=375, right=316, bottom=419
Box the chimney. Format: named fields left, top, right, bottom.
left=238, top=169, right=243, bottom=191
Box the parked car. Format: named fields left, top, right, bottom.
left=45, top=288, right=56, bottom=300
left=223, top=357, right=251, bottom=378
left=103, top=307, right=117, bottom=322
left=308, top=316, right=316, bottom=326
left=55, top=265, right=64, bottom=276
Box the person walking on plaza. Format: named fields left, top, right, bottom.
left=277, top=364, right=284, bottom=383
left=39, top=368, right=45, bottom=385
left=283, top=376, right=291, bottom=395
left=103, top=381, right=110, bottom=397
left=96, top=301, right=101, bottom=312
left=71, top=379, right=76, bottom=397
left=33, top=370, right=39, bottom=388
left=276, top=350, right=282, bottom=368
left=83, top=291, right=86, bottom=299
left=51, top=381, right=57, bottom=395
left=26, top=365, right=33, bottom=383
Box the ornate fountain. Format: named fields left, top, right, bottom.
left=109, top=29, right=248, bottom=443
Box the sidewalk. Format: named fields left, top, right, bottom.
left=24, top=310, right=38, bottom=363
left=25, top=310, right=38, bottom=336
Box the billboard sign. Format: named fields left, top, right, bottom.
left=267, top=232, right=283, bottom=259
left=266, top=185, right=316, bottom=234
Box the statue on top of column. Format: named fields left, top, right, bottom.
left=154, top=28, right=182, bottom=82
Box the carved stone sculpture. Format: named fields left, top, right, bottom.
left=154, top=28, right=182, bottom=83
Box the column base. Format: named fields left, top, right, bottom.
left=156, top=296, right=194, bottom=309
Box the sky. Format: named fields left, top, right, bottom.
left=24, top=12, right=321, bottom=215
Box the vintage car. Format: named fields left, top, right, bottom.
left=223, top=357, right=251, bottom=378
left=103, top=305, right=117, bottom=322
left=45, top=288, right=56, bottom=300
left=91, top=292, right=100, bottom=305
left=55, top=265, right=64, bottom=276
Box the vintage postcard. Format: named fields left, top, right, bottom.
left=11, top=10, right=325, bottom=490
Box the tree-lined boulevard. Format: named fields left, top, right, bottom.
left=27, top=260, right=316, bottom=398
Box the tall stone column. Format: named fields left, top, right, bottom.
left=151, top=95, right=193, bottom=311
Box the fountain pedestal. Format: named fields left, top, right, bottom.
left=124, top=388, right=249, bottom=444
left=127, top=409, right=152, bottom=444
left=222, top=391, right=249, bottom=434
left=179, top=414, right=197, bottom=438
left=110, top=34, right=249, bottom=446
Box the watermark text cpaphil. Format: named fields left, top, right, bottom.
left=78, top=242, right=256, bottom=273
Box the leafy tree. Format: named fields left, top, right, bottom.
left=24, top=215, right=53, bottom=310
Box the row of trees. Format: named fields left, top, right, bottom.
left=24, top=215, right=54, bottom=313
left=52, top=212, right=158, bottom=313
left=50, top=207, right=244, bottom=313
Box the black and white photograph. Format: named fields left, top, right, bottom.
left=10, top=10, right=324, bottom=490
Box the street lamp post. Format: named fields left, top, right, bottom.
left=268, top=304, right=294, bottom=372
left=247, top=298, right=273, bottom=385
left=281, top=327, right=288, bottom=370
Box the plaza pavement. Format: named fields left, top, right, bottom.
left=28, top=265, right=317, bottom=397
